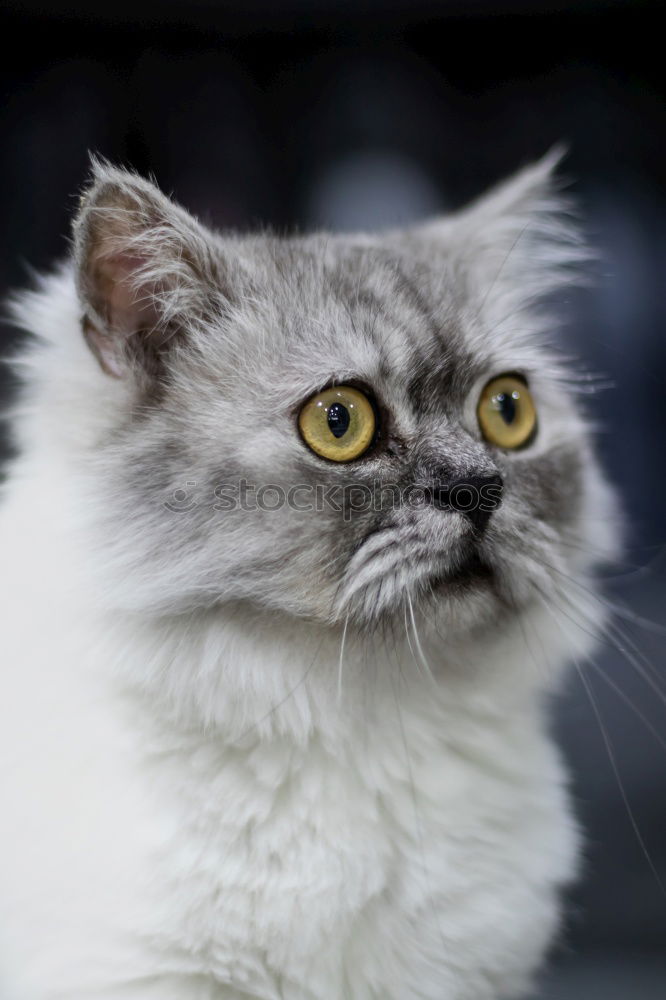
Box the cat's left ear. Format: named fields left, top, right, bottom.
left=73, top=160, right=225, bottom=381
left=411, top=147, right=588, bottom=320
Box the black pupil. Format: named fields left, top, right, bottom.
left=327, top=402, right=350, bottom=438
left=495, top=391, right=517, bottom=425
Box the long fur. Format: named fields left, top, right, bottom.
left=0, top=154, right=619, bottom=999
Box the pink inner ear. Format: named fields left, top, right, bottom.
left=84, top=247, right=163, bottom=378
left=92, top=249, right=160, bottom=337
left=82, top=320, right=127, bottom=379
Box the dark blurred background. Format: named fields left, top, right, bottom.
left=1, top=1, right=664, bottom=995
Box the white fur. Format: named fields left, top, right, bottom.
left=0, top=166, right=617, bottom=999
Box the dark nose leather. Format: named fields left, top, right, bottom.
left=430, top=473, right=503, bottom=534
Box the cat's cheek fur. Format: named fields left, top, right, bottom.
left=0, top=155, right=618, bottom=999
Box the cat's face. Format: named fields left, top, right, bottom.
left=73, top=157, right=617, bottom=639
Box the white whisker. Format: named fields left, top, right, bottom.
left=337, top=614, right=349, bottom=704
left=533, top=588, right=666, bottom=896
left=574, top=658, right=666, bottom=898
left=407, top=592, right=435, bottom=683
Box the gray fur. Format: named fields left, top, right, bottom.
left=70, top=153, right=617, bottom=638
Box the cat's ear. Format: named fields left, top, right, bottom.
left=414, top=147, right=588, bottom=322
left=73, top=160, right=224, bottom=380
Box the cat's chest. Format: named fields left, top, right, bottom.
left=139, top=707, right=570, bottom=997
left=148, top=737, right=393, bottom=957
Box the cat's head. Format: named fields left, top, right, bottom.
left=70, top=154, right=617, bottom=642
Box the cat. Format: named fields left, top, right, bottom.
left=0, top=152, right=619, bottom=1000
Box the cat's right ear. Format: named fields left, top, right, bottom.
left=73, top=160, right=225, bottom=382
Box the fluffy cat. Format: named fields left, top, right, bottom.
left=0, top=153, right=618, bottom=1000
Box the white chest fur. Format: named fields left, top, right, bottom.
left=0, top=557, right=578, bottom=1000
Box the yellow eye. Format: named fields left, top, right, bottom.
left=298, top=385, right=377, bottom=462
left=477, top=374, right=537, bottom=449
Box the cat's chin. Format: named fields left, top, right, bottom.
left=428, top=551, right=495, bottom=595
left=419, top=554, right=508, bottom=638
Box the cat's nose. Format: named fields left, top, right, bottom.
left=430, top=473, right=503, bottom=534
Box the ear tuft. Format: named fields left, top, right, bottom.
left=456, top=145, right=568, bottom=225
left=73, top=159, right=221, bottom=380
left=413, top=146, right=591, bottom=336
